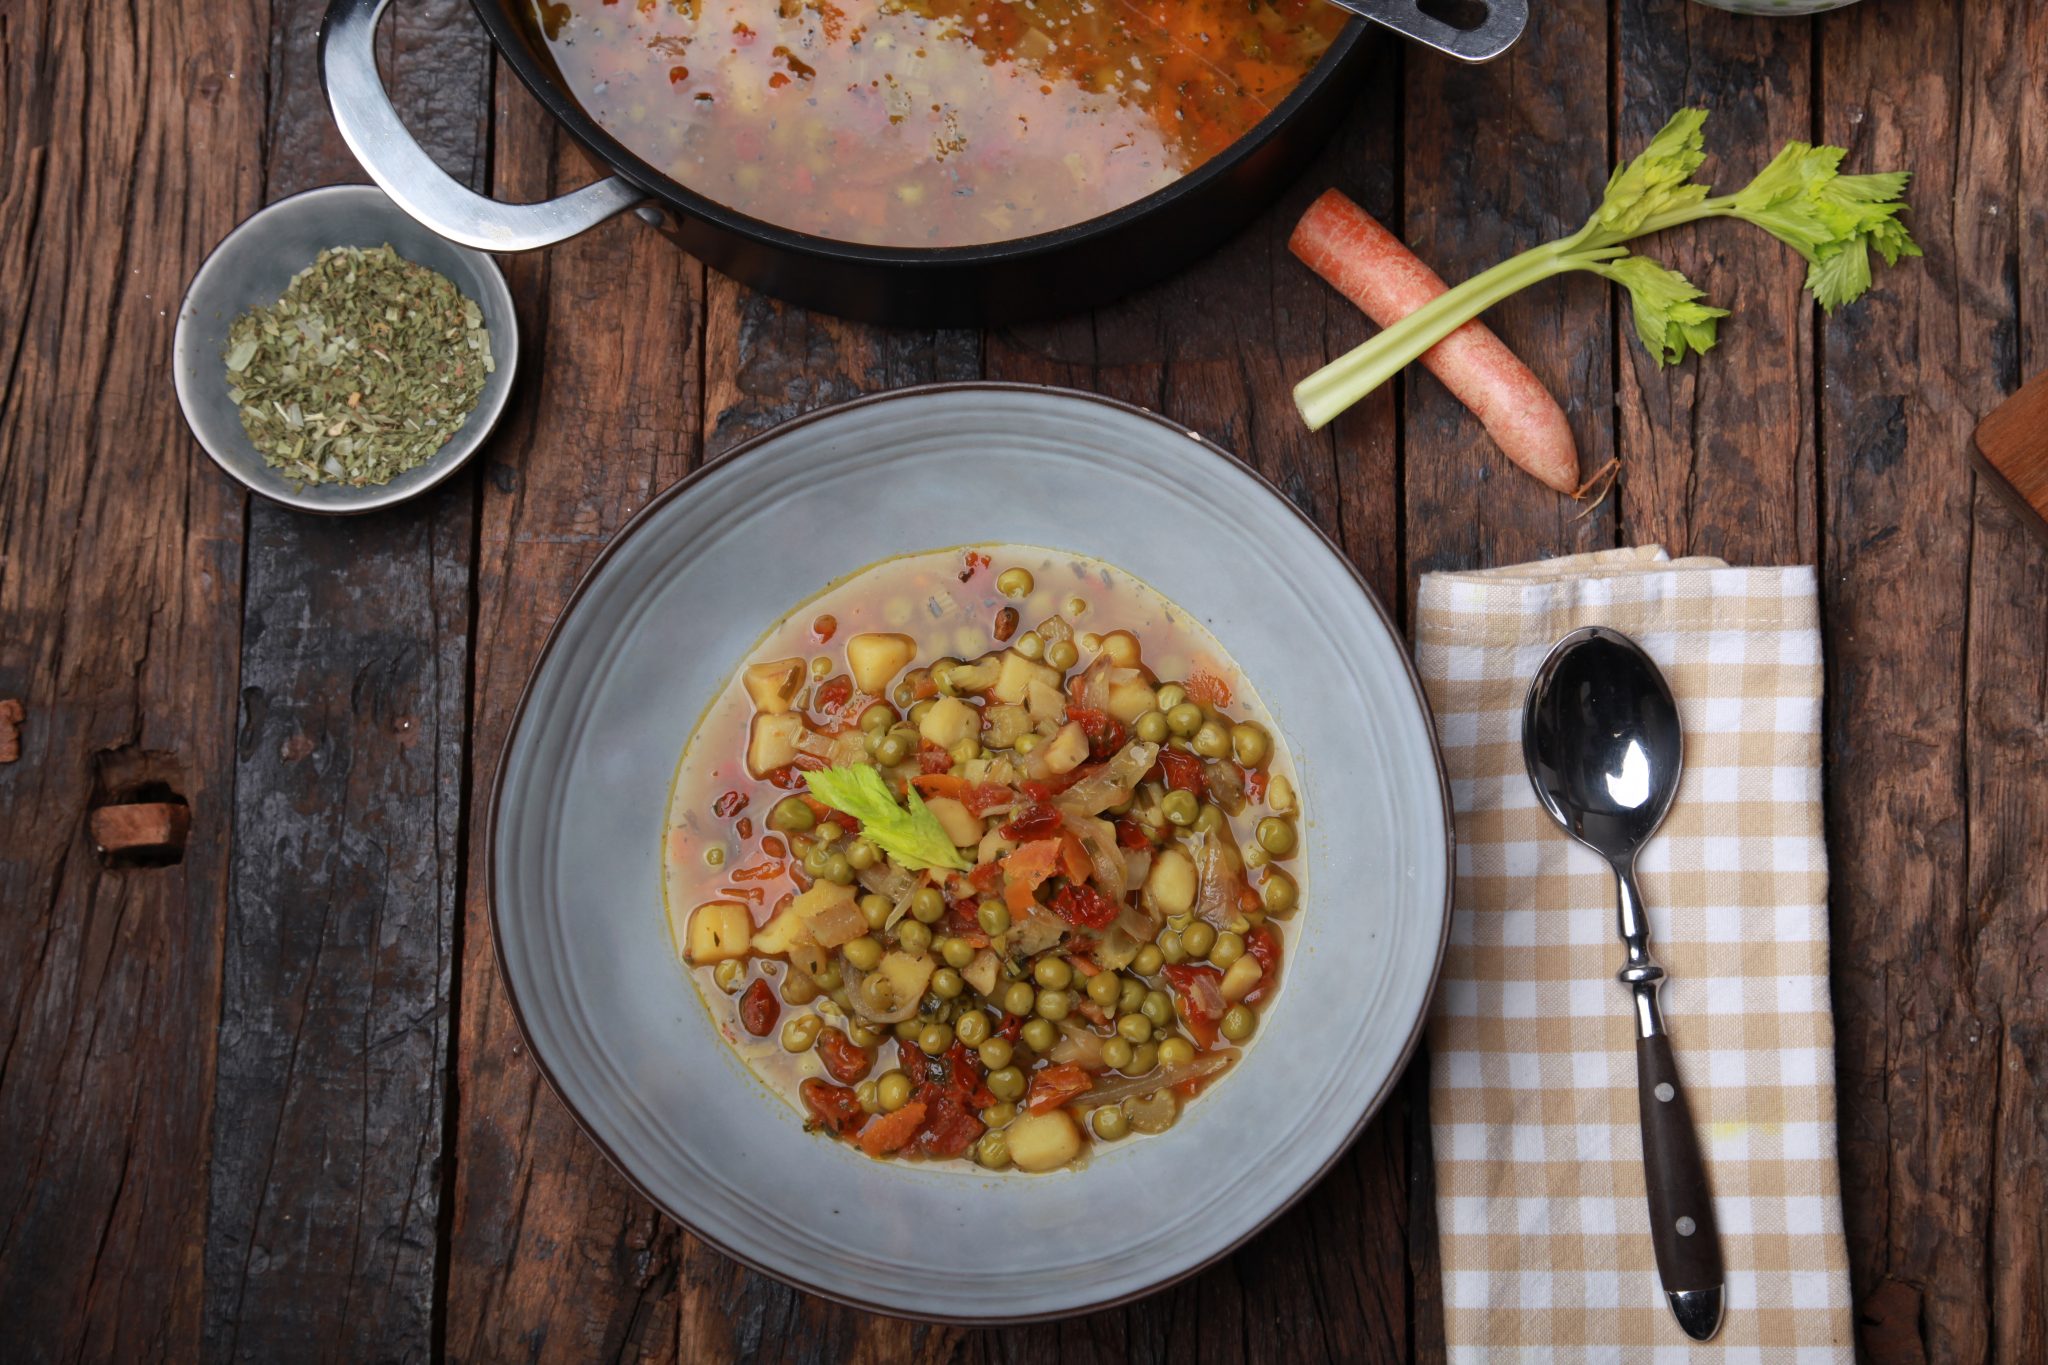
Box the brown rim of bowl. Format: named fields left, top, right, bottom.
left=483, top=381, right=1456, bottom=1325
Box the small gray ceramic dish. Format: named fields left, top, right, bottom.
left=173, top=183, right=517, bottom=514
left=489, top=384, right=1453, bottom=1320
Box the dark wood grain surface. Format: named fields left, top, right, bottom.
left=2, top=0, right=2042, bottom=1361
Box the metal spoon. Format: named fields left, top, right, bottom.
left=1522, top=627, right=1725, bottom=1342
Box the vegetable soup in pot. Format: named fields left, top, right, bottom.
left=665, top=547, right=1306, bottom=1173
left=524, top=0, right=1348, bottom=248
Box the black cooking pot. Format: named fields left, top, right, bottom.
left=321, top=0, right=1523, bottom=326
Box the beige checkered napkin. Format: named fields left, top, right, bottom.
left=1414, top=547, right=1854, bottom=1363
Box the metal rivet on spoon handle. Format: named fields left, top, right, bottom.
left=1522, top=627, right=1725, bottom=1342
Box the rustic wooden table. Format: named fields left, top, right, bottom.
left=4, top=0, right=2043, bottom=1359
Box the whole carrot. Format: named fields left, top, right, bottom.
left=1290, top=189, right=1581, bottom=495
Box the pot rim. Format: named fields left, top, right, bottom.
left=468, top=0, right=1370, bottom=265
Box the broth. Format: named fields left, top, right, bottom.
left=525, top=0, right=1347, bottom=247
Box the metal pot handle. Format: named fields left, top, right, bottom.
left=1329, top=0, right=1527, bottom=63
left=319, top=0, right=644, bottom=250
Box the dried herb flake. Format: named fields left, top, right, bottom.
left=224, top=244, right=493, bottom=487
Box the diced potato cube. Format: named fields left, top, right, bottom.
left=1024, top=678, right=1067, bottom=723
left=1006, top=1109, right=1083, bottom=1172
left=877, top=950, right=935, bottom=1006
left=962, top=947, right=1002, bottom=996
left=684, top=902, right=753, bottom=964
left=1145, top=847, right=1197, bottom=915
left=1106, top=675, right=1158, bottom=725
left=792, top=882, right=866, bottom=947
left=742, top=657, right=806, bottom=714
left=923, top=795, right=983, bottom=847
left=1220, top=954, right=1264, bottom=1003
left=1040, top=721, right=1089, bottom=775
left=994, top=650, right=1064, bottom=704
left=747, top=713, right=806, bottom=776
left=981, top=703, right=1032, bottom=750
left=749, top=904, right=812, bottom=956
left=919, top=696, right=978, bottom=749
left=948, top=654, right=1002, bottom=694
left=847, top=632, right=917, bottom=695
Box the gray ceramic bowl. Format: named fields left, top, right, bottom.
left=173, top=183, right=517, bottom=514
left=489, top=384, right=1452, bottom=1320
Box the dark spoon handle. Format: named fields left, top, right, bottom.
left=1636, top=1032, right=1724, bottom=1337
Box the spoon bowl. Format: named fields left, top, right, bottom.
left=1522, top=626, right=1683, bottom=863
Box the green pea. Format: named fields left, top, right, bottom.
left=780, top=1014, right=821, bottom=1052
left=1001, top=981, right=1036, bottom=1016
left=892, top=682, right=915, bottom=709
left=1132, top=944, right=1164, bottom=976
left=1157, top=929, right=1186, bottom=965
left=1128, top=1042, right=1159, bottom=1075
left=1262, top=871, right=1299, bottom=915
left=1181, top=921, right=1216, bottom=958
left=1100, top=1036, right=1134, bottom=1071
left=1114, top=1012, right=1151, bottom=1044
left=1012, top=732, right=1039, bottom=754
left=978, top=1038, right=1014, bottom=1070
left=781, top=970, right=820, bottom=1006
left=1117, top=978, right=1147, bottom=1015
left=1193, top=803, right=1225, bottom=836
left=1035, top=989, right=1072, bottom=1022
left=1166, top=702, right=1204, bottom=737
left=930, top=968, right=964, bottom=1000
left=847, top=1020, right=883, bottom=1048
left=1161, top=790, right=1199, bottom=826
left=1157, top=1036, right=1196, bottom=1070
left=1220, top=1005, right=1255, bottom=1042
left=1033, top=957, right=1072, bottom=990
left=810, top=966, right=842, bottom=991
left=1242, top=844, right=1269, bottom=870
left=1211, top=931, right=1245, bottom=967
left=930, top=661, right=957, bottom=695
left=800, top=845, right=829, bottom=877
left=876, top=734, right=910, bottom=766
left=975, top=1131, right=1012, bottom=1168
left=1044, top=639, right=1077, bottom=671
left=713, top=960, right=744, bottom=993
left=816, top=820, right=845, bottom=845
left=917, top=1022, right=955, bottom=1055
left=768, top=796, right=815, bottom=833
left=1155, top=683, right=1187, bottom=711
left=893, top=1019, right=922, bottom=1041
left=1135, top=710, right=1170, bottom=743
left=856, top=1080, right=881, bottom=1113
left=911, top=887, right=946, bottom=923
left=980, top=1101, right=1017, bottom=1129
left=997, top=567, right=1035, bottom=598
left=1021, top=1017, right=1057, bottom=1052
left=948, top=738, right=980, bottom=766
left=877, top=1070, right=912, bottom=1111
left=977, top=900, right=1011, bottom=936
left=1091, top=1105, right=1129, bottom=1141
left=1256, top=817, right=1297, bottom=857
left=907, top=699, right=936, bottom=725
left=988, top=1066, right=1027, bottom=1101
left=846, top=838, right=878, bottom=871
left=1141, top=989, right=1175, bottom=1028
left=860, top=893, right=892, bottom=930
left=1086, top=971, right=1122, bottom=1008
left=1014, top=630, right=1045, bottom=661
left=940, top=936, right=976, bottom=969
left=1230, top=722, right=1271, bottom=767
left=1191, top=720, right=1232, bottom=759
left=896, top=920, right=932, bottom=954
left=822, top=853, right=854, bottom=885
left=860, top=702, right=897, bottom=733
left=863, top=729, right=884, bottom=758
left=954, top=1009, right=991, bottom=1046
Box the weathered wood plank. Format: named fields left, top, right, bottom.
left=0, top=0, right=262, bottom=1357
left=1400, top=0, right=1618, bottom=584
left=1819, top=4, right=2046, bottom=1362
left=440, top=64, right=703, bottom=1364
left=1614, top=1, right=1815, bottom=565
left=197, top=1, right=491, bottom=1358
